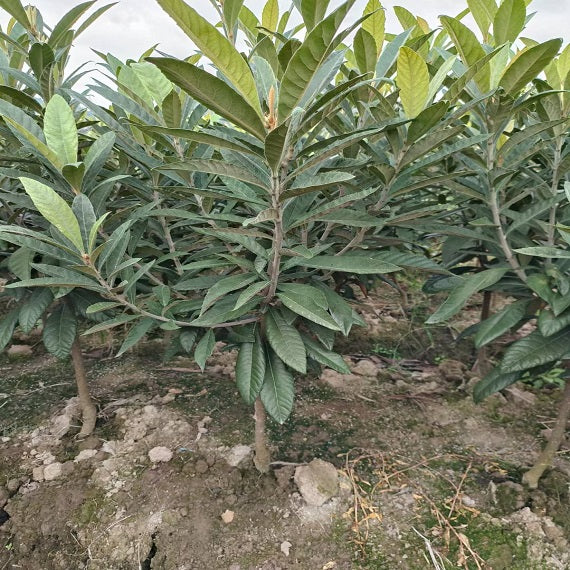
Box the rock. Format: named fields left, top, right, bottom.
left=504, top=386, right=537, bottom=406
left=221, top=509, right=234, bottom=524
left=43, top=462, right=63, bottom=481
left=438, top=359, right=466, bottom=383
left=7, top=344, right=33, bottom=357
left=196, top=460, right=209, bottom=474
left=294, top=459, right=339, bottom=507
left=351, top=359, right=377, bottom=377
left=32, top=466, right=45, bottom=482
left=148, top=446, right=173, bottom=463
left=280, top=540, right=292, bottom=556
left=61, top=461, right=75, bottom=476
left=161, top=393, right=176, bottom=404
left=461, top=495, right=476, bottom=507
left=225, top=444, right=252, bottom=467
left=78, top=436, right=101, bottom=451
left=0, top=487, right=8, bottom=508
left=6, top=479, right=21, bottom=495
left=75, top=449, right=98, bottom=462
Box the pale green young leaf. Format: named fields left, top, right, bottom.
left=300, top=0, right=331, bottom=31
left=362, top=0, right=385, bottom=56
left=493, top=0, right=525, bottom=45
left=20, top=177, right=84, bottom=252
left=397, top=46, right=429, bottom=118
left=44, top=94, right=78, bottom=166
left=277, top=285, right=341, bottom=331
left=266, top=308, right=307, bottom=373
left=223, top=0, right=245, bottom=35
left=262, top=0, right=279, bottom=31
left=467, top=0, right=497, bottom=40
left=354, top=28, right=378, bottom=74
left=48, top=1, right=96, bottom=48
left=155, top=0, right=261, bottom=115
left=194, top=329, right=216, bottom=371
left=260, top=347, right=295, bottom=423
left=0, top=0, right=29, bottom=29
left=375, top=28, right=413, bottom=79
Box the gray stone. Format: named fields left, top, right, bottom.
left=32, top=466, right=45, bottom=482
left=43, top=462, right=63, bottom=481
left=148, top=446, right=173, bottom=463
left=225, top=444, right=252, bottom=467
left=351, top=359, right=377, bottom=377
left=294, top=459, right=339, bottom=507
left=6, top=479, right=21, bottom=495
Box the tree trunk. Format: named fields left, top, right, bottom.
left=71, top=335, right=97, bottom=438
left=253, top=397, right=270, bottom=473
left=472, top=291, right=493, bottom=376
left=522, top=379, right=570, bottom=489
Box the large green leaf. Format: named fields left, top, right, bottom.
left=43, top=303, right=77, bottom=359
left=473, top=368, right=521, bottom=403
left=501, top=329, right=570, bottom=372
left=493, top=0, right=525, bottom=46
left=277, top=284, right=341, bottom=330
left=474, top=300, right=529, bottom=348
left=43, top=94, right=78, bottom=167
left=148, top=58, right=266, bottom=140
left=500, top=39, right=563, bottom=95
left=467, top=0, right=497, bottom=39
left=362, top=0, right=385, bottom=56
left=300, top=0, right=331, bottom=31
left=278, top=0, right=355, bottom=121
left=19, top=289, right=54, bottom=334
left=200, top=273, right=257, bottom=314
left=266, top=308, right=307, bottom=373
left=155, top=0, right=261, bottom=115
left=116, top=317, right=155, bottom=357
left=427, top=268, right=507, bottom=324
left=19, top=178, right=84, bottom=252
left=194, top=329, right=216, bottom=371
left=538, top=310, right=570, bottom=337
left=354, top=28, right=378, bottom=74
left=397, top=46, right=429, bottom=118
left=48, top=1, right=96, bottom=48
left=236, top=333, right=266, bottom=405
left=72, top=194, right=96, bottom=251
left=0, top=309, right=21, bottom=351
left=7, top=246, right=33, bottom=281
left=0, top=0, right=29, bottom=29
left=300, top=254, right=400, bottom=274
left=262, top=0, right=279, bottom=31
left=119, top=62, right=173, bottom=106
left=302, top=334, right=350, bottom=373
left=260, top=347, right=295, bottom=423
left=514, top=247, right=570, bottom=259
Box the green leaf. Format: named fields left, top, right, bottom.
left=440, top=15, right=489, bottom=91
left=48, top=1, right=96, bottom=48
left=262, top=0, right=279, bottom=31
left=300, top=254, right=400, bottom=274
left=86, top=301, right=121, bottom=314
left=29, top=43, right=55, bottom=80
left=260, top=347, right=295, bottom=423
left=362, top=0, right=385, bottom=56
left=43, top=94, right=78, bottom=167
left=277, top=284, right=341, bottom=331
left=266, top=308, right=307, bottom=373
left=354, top=28, right=378, bottom=74
left=194, top=329, right=216, bottom=371
left=397, top=46, right=429, bottom=118
left=8, top=246, right=33, bottom=280
left=538, top=310, right=570, bottom=337
left=116, top=317, right=155, bottom=357
left=473, top=368, right=520, bottom=403
left=501, top=329, right=570, bottom=373
left=303, top=334, right=350, bottom=373
left=500, top=39, right=563, bottom=95
left=121, top=62, right=173, bottom=106
left=474, top=300, right=529, bottom=348
left=300, top=0, right=331, bottom=31
left=83, top=132, right=116, bottom=190
left=155, top=0, right=261, bottom=115
left=375, top=27, right=413, bottom=79
left=0, top=0, right=29, bottom=29
left=427, top=268, right=507, bottom=324
left=179, top=329, right=198, bottom=353
left=282, top=171, right=355, bottom=200
left=19, top=177, right=84, bottom=252
left=72, top=194, right=96, bottom=251
left=278, top=0, right=355, bottom=121
left=158, top=158, right=269, bottom=190
left=493, top=0, right=525, bottom=45
left=236, top=333, right=266, bottom=405
left=83, top=314, right=139, bottom=336
left=514, top=247, right=570, bottom=258
left=467, top=0, right=497, bottom=40
left=43, top=303, right=77, bottom=359
left=234, top=281, right=269, bottom=310
left=148, top=58, right=266, bottom=140
left=201, top=273, right=257, bottom=314
left=0, top=309, right=21, bottom=352
left=19, top=289, right=54, bottom=333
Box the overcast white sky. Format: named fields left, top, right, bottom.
left=1, top=1, right=568, bottom=80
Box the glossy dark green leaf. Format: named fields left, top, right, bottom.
left=43, top=303, right=77, bottom=359
left=501, top=329, right=570, bottom=372
left=260, top=347, right=295, bottom=423
left=194, top=329, right=216, bottom=371
left=236, top=333, right=266, bottom=405
left=19, top=289, right=54, bottom=334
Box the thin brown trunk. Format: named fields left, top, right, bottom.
left=253, top=397, right=270, bottom=473
left=71, top=335, right=97, bottom=438
left=522, top=379, right=570, bottom=489
left=473, top=291, right=493, bottom=376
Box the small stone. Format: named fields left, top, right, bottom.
left=352, top=359, right=377, bottom=377
left=161, top=393, right=176, bottom=404
left=438, top=359, right=466, bottom=383
left=6, top=479, right=21, bottom=495
left=43, top=462, right=63, bottom=481
left=461, top=495, right=476, bottom=507
left=504, top=386, right=537, bottom=406
left=61, top=461, right=75, bottom=476
left=280, top=540, right=292, bottom=557
left=78, top=436, right=101, bottom=451
left=75, top=449, right=98, bottom=462
left=196, top=460, right=209, bottom=474
left=294, top=459, right=339, bottom=507
left=221, top=509, right=234, bottom=523
left=7, top=344, right=33, bottom=357
left=32, top=466, right=45, bottom=482
left=225, top=445, right=252, bottom=467
left=0, top=487, right=8, bottom=508
left=148, top=446, right=173, bottom=463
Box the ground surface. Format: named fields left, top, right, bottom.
left=1, top=285, right=569, bottom=569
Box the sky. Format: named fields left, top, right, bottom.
left=1, top=0, right=568, bottom=83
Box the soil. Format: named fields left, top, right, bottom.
left=1, top=284, right=569, bottom=569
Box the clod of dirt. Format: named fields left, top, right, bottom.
left=32, top=466, right=44, bottom=482
left=43, top=462, right=63, bottom=481
left=351, top=359, right=378, bottom=377
left=7, top=344, right=33, bottom=357
left=78, top=435, right=101, bottom=451
left=319, top=369, right=367, bottom=392
left=148, top=446, right=173, bottom=463
left=504, top=385, right=537, bottom=406
left=438, top=359, right=467, bottom=383
left=74, top=449, right=98, bottom=462
left=294, top=459, right=339, bottom=506
left=6, top=478, right=21, bottom=495
left=225, top=444, right=252, bottom=467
